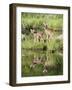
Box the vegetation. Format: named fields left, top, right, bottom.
left=21, top=13, right=63, bottom=34
left=22, top=50, right=63, bottom=77
left=21, top=13, right=63, bottom=77
left=21, top=13, right=63, bottom=50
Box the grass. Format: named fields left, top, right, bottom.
left=21, top=13, right=63, bottom=32
left=21, top=50, right=63, bottom=77
left=21, top=34, right=63, bottom=51
left=21, top=35, right=63, bottom=77
left=21, top=13, right=63, bottom=77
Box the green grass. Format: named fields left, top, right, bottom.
left=21, top=13, right=63, bottom=77
left=21, top=50, right=63, bottom=77
left=21, top=13, right=63, bottom=32
left=21, top=34, right=63, bottom=51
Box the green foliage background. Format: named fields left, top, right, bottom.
left=21, top=13, right=63, bottom=35
left=21, top=13, right=63, bottom=77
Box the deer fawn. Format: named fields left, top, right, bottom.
left=30, top=29, right=44, bottom=43
left=43, top=23, right=53, bottom=41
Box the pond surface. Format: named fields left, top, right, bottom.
left=21, top=49, right=63, bottom=77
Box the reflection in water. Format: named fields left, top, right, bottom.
left=21, top=50, right=63, bottom=77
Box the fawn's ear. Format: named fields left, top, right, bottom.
left=30, top=29, right=33, bottom=32
left=30, top=29, right=32, bottom=33
left=30, top=29, right=35, bottom=33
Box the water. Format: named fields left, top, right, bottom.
left=21, top=49, right=63, bottom=77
